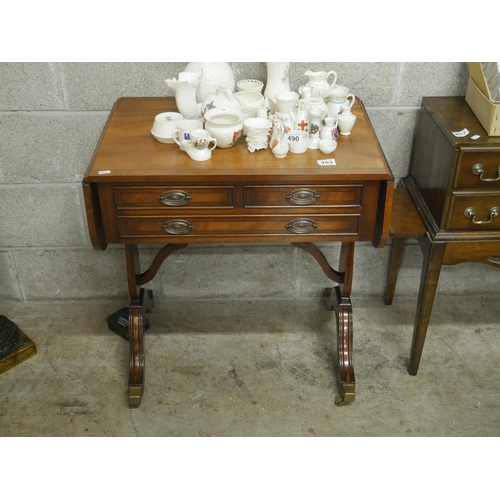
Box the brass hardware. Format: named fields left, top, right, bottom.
left=161, top=219, right=193, bottom=235
left=471, top=164, right=500, bottom=183
left=463, top=206, right=500, bottom=225
left=487, top=256, right=500, bottom=265
left=158, top=190, right=191, bottom=206
left=285, top=218, right=318, bottom=234
left=286, top=188, right=320, bottom=206
left=335, top=383, right=355, bottom=407
left=129, top=385, right=143, bottom=407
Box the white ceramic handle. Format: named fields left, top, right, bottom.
left=346, top=94, right=356, bottom=109
left=208, top=138, right=217, bottom=151
left=172, top=129, right=182, bottom=147
left=327, top=71, right=338, bottom=88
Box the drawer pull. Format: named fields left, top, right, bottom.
left=463, top=206, right=500, bottom=225
left=286, top=188, right=320, bottom=205
left=161, top=219, right=193, bottom=235
left=286, top=218, right=318, bottom=234
left=158, top=190, right=191, bottom=206
left=471, top=164, right=500, bottom=183
left=487, top=257, right=500, bottom=265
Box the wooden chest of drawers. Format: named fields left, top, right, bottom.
left=402, top=97, right=500, bottom=374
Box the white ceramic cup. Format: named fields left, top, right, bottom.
left=151, top=112, right=183, bottom=141
left=189, top=129, right=217, bottom=151
left=274, top=91, right=300, bottom=113
left=173, top=119, right=204, bottom=149
left=286, top=130, right=309, bottom=154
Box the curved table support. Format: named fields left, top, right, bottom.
left=125, top=243, right=188, bottom=407
left=293, top=241, right=356, bottom=406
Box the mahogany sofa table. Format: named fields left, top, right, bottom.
left=83, top=97, right=394, bottom=407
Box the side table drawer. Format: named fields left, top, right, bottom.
left=455, top=149, right=500, bottom=189
left=244, top=184, right=363, bottom=208
left=114, top=186, right=235, bottom=209
left=117, top=215, right=360, bottom=239
left=447, top=192, right=500, bottom=230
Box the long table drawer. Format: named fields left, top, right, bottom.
left=118, top=215, right=360, bottom=238
left=244, top=184, right=363, bottom=208
left=114, top=186, right=235, bottom=209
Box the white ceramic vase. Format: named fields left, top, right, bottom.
left=184, top=62, right=235, bottom=102
left=264, top=62, right=291, bottom=101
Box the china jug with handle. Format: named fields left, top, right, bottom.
left=303, top=70, right=337, bottom=99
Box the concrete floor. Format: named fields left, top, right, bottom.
left=1, top=294, right=499, bottom=437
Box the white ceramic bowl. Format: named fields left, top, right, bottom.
left=319, top=138, right=338, bottom=154
left=236, top=79, right=264, bottom=93
left=204, top=108, right=245, bottom=148
left=151, top=112, right=183, bottom=143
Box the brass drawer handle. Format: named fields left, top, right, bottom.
left=286, top=188, right=320, bottom=206
left=463, top=206, right=500, bottom=225
left=158, top=190, right=191, bottom=206
left=471, top=164, right=500, bottom=183
left=286, top=218, right=318, bottom=234
left=161, top=219, right=193, bottom=235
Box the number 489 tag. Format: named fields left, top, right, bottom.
left=317, top=159, right=336, bottom=166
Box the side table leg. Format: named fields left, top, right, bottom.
left=128, top=302, right=145, bottom=406
left=408, top=239, right=445, bottom=375
left=385, top=237, right=405, bottom=305
left=324, top=241, right=355, bottom=406
left=125, top=244, right=145, bottom=407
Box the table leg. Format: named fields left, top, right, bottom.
left=123, top=243, right=188, bottom=407
left=408, top=238, right=445, bottom=375
left=293, top=241, right=355, bottom=406
left=384, top=237, right=406, bottom=305
left=125, top=244, right=145, bottom=406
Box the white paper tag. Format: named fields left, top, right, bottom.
left=471, top=134, right=481, bottom=140
left=452, top=128, right=469, bottom=137
left=317, top=159, right=336, bottom=166
left=98, top=170, right=111, bottom=174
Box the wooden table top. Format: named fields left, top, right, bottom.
left=84, top=97, right=393, bottom=184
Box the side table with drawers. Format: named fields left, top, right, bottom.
left=83, top=97, right=394, bottom=407
left=389, top=96, right=500, bottom=375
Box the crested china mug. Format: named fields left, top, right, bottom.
left=173, top=119, right=204, bottom=150
left=182, top=129, right=217, bottom=161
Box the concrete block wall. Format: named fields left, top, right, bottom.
left=1, top=62, right=497, bottom=303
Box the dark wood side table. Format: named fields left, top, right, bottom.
left=387, top=96, right=500, bottom=375
left=83, top=97, right=394, bottom=407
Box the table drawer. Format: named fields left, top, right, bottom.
left=118, top=215, right=359, bottom=239
left=244, top=184, right=363, bottom=208
left=114, top=186, right=235, bottom=209
left=447, top=192, right=500, bottom=230
left=443, top=240, right=500, bottom=266
left=455, top=149, right=500, bottom=189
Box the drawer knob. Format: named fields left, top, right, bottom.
left=487, top=256, right=500, bottom=265
left=463, top=206, right=500, bottom=225
left=161, top=219, right=193, bottom=235
left=286, top=218, right=318, bottom=234
left=286, top=188, right=319, bottom=205
left=471, top=164, right=500, bottom=183
left=158, top=190, right=191, bottom=206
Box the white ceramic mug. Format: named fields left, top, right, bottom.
left=286, top=130, right=309, bottom=154
left=173, top=119, right=204, bottom=150
left=274, top=91, right=300, bottom=113
left=182, top=129, right=217, bottom=161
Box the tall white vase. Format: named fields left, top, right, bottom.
left=264, top=62, right=291, bottom=100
